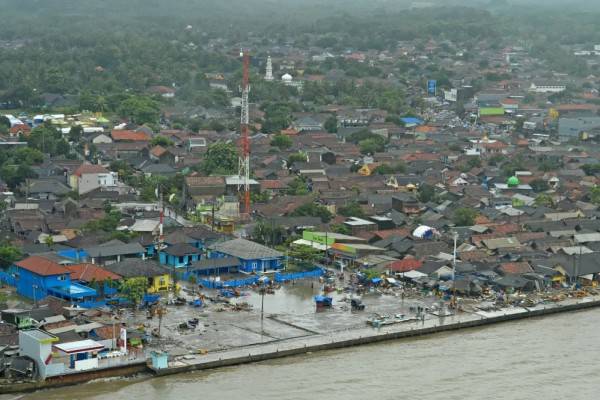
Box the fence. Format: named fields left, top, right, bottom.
left=274, top=268, right=324, bottom=283
left=198, top=276, right=260, bottom=289
left=196, top=268, right=325, bottom=289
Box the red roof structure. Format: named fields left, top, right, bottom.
left=111, top=130, right=151, bottom=142
left=389, top=258, right=423, bottom=273
left=65, top=263, right=122, bottom=283
left=498, top=262, right=533, bottom=275
left=73, top=163, right=109, bottom=177
left=15, top=256, right=67, bottom=276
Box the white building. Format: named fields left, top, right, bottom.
left=528, top=83, right=566, bottom=94
left=70, top=163, right=118, bottom=195
left=265, top=56, right=274, bottom=81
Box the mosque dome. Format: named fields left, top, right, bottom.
left=507, top=176, right=520, bottom=187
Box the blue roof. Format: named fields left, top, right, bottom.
left=401, top=117, right=424, bottom=125
left=48, top=283, right=97, bottom=299
left=57, top=249, right=89, bottom=261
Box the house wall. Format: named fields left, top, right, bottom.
left=159, top=253, right=200, bottom=268
left=10, top=266, right=70, bottom=300
left=78, top=172, right=117, bottom=195
left=148, top=274, right=172, bottom=293
left=209, top=251, right=283, bottom=273
left=18, top=331, right=62, bottom=379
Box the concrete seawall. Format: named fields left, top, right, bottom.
left=4, top=296, right=599, bottom=393
left=152, top=296, right=600, bottom=376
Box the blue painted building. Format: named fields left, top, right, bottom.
left=10, top=256, right=97, bottom=302
left=208, top=238, right=284, bottom=273
left=159, top=243, right=202, bottom=268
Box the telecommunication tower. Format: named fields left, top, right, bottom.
left=238, top=50, right=251, bottom=215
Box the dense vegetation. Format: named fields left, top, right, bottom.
left=2, top=1, right=600, bottom=114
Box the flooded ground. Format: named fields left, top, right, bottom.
left=18, top=308, right=600, bottom=400
left=132, top=278, right=438, bottom=355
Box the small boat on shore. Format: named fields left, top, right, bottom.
left=314, top=295, right=333, bottom=309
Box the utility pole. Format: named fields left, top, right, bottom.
left=452, top=231, right=458, bottom=307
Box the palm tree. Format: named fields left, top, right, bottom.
left=44, top=235, right=54, bottom=248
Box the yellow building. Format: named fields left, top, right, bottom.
left=102, top=259, right=177, bottom=294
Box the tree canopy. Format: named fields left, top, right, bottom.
left=198, top=142, right=238, bottom=175
left=290, top=202, right=332, bottom=222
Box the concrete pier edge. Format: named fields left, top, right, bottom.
left=3, top=296, right=599, bottom=393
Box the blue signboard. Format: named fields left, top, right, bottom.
left=427, top=80, right=437, bottom=95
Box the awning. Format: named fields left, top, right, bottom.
left=292, top=239, right=327, bottom=251
left=54, top=339, right=104, bottom=354
left=399, top=270, right=427, bottom=279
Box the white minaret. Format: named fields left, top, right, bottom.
left=265, top=56, right=273, bottom=81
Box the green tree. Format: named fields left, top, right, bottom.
left=27, top=124, right=69, bottom=156
left=530, top=179, right=549, bottom=193
left=453, top=207, right=477, bottom=226
left=331, top=224, right=351, bottom=235
left=198, top=142, right=238, bottom=175
left=0, top=116, right=10, bottom=134
left=68, top=125, right=84, bottom=143
left=466, top=157, right=482, bottom=169
left=287, top=176, right=309, bottom=195
left=288, top=244, right=322, bottom=269
left=535, top=194, right=554, bottom=207
left=118, top=95, right=160, bottom=125
left=287, top=152, right=307, bottom=165
left=372, top=164, right=394, bottom=175
left=0, top=244, right=22, bottom=269
left=14, top=147, right=44, bottom=165
left=291, top=202, right=332, bottom=222
left=150, top=135, right=174, bottom=147
left=120, top=277, right=149, bottom=307
left=582, top=164, right=600, bottom=176
left=44, top=235, right=55, bottom=247
left=590, top=186, right=600, bottom=205
left=417, top=183, right=436, bottom=203
left=324, top=115, right=338, bottom=133
left=337, top=201, right=365, bottom=218
left=252, top=221, right=286, bottom=246
left=359, top=138, right=385, bottom=155
left=270, top=134, right=292, bottom=150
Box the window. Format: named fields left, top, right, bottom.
left=58, top=275, right=66, bottom=281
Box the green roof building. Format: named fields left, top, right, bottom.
left=507, top=176, right=520, bottom=187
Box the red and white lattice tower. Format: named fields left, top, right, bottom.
left=238, top=50, right=251, bottom=215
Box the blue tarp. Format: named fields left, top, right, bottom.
left=371, top=278, right=383, bottom=284
left=401, top=117, right=424, bottom=126
left=274, top=268, right=324, bottom=282
left=314, top=295, right=333, bottom=306
left=57, top=249, right=89, bottom=261
left=142, top=294, right=161, bottom=305
left=198, top=276, right=259, bottom=289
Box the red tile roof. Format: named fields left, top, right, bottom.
left=498, top=262, right=533, bottom=275
left=491, top=223, right=521, bottom=235
left=111, top=130, right=151, bottom=142
left=260, top=180, right=285, bottom=190
left=389, top=258, right=423, bottom=273
left=15, top=256, right=67, bottom=276
left=65, top=263, right=122, bottom=282
left=150, top=145, right=167, bottom=157
left=73, top=163, right=109, bottom=177
left=9, top=124, right=31, bottom=135
left=373, top=228, right=411, bottom=240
